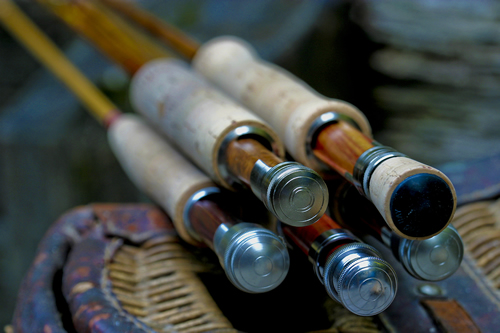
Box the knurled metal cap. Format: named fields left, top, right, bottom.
left=323, top=243, right=397, bottom=316
left=217, top=224, right=290, bottom=293
left=399, top=226, right=463, bottom=281
left=263, top=162, right=329, bottom=227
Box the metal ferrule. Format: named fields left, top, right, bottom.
left=249, top=159, right=273, bottom=199
left=217, top=125, right=278, bottom=188
left=323, top=242, right=397, bottom=316
left=397, top=226, right=464, bottom=281
left=213, top=222, right=290, bottom=293
left=352, top=146, right=406, bottom=200
left=250, top=161, right=329, bottom=227
left=308, top=229, right=359, bottom=280
left=183, top=187, right=221, bottom=242
left=305, top=112, right=361, bottom=171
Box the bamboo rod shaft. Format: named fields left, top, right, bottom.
left=67, top=1, right=373, bottom=176
left=282, top=214, right=346, bottom=258
left=313, top=121, right=374, bottom=178
left=0, top=0, right=240, bottom=249
left=0, top=0, right=120, bottom=126
left=36, top=0, right=172, bottom=74
left=100, top=0, right=200, bottom=60
left=188, top=199, right=235, bottom=250
left=225, top=138, right=282, bottom=188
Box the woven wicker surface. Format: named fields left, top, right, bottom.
left=308, top=298, right=381, bottom=333
left=103, top=198, right=500, bottom=333
left=8, top=199, right=500, bottom=332
left=453, top=198, right=500, bottom=290
left=108, top=235, right=236, bottom=333
left=108, top=235, right=383, bottom=333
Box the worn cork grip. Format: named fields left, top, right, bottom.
left=192, top=36, right=372, bottom=171
left=108, top=114, right=214, bottom=245
left=130, top=58, right=284, bottom=190
left=369, top=157, right=457, bottom=240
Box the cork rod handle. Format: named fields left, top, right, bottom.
left=369, top=157, right=456, bottom=240
left=130, top=58, right=284, bottom=190
left=315, top=121, right=457, bottom=239
left=108, top=114, right=215, bottom=245
left=192, top=36, right=372, bottom=171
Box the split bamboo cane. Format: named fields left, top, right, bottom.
left=34, top=0, right=329, bottom=227
left=98, top=0, right=457, bottom=240
left=0, top=0, right=119, bottom=127
left=0, top=0, right=289, bottom=293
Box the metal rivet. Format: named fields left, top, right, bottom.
left=417, top=284, right=443, bottom=296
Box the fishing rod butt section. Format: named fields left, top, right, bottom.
left=109, top=115, right=290, bottom=292
left=367, top=156, right=457, bottom=240
left=129, top=58, right=284, bottom=189
left=283, top=215, right=397, bottom=316
left=323, top=242, right=397, bottom=317
left=107, top=114, right=214, bottom=245
left=226, top=138, right=329, bottom=227
left=250, top=161, right=328, bottom=227
left=130, top=58, right=328, bottom=226
left=328, top=178, right=463, bottom=281
left=192, top=35, right=457, bottom=240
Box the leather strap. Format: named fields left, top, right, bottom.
left=421, top=299, right=481, bottom=333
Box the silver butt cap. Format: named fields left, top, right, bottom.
left=251, top=161, right=329, bottom=227
left=323, top=243, right=397, bottom=316
left=398, top=226, right=463, bottom=281
left=214, top=223, right=290, bottom=293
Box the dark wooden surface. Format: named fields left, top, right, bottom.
left=282, top=214, right=343, bottom=257
left=188, top=198, right=235, bottom=249
left=328, top=178, right=385, bottom=240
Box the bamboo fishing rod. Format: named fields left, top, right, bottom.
left=282, top=212, right=397, bottom=316
left=35, top=0, right=172, bottom=75
left=327, top=178, right=463, bottom=281
left=35, top=0, right=329, bottom=227
left=2, top=3, right=399, bottom=314
left=100, top=0, right=457, bottom=240
left=0, top=0, right=290, bottom=293
left=101, top=0, right=199, bottom=60
left=0, top=0, right=119, bottom=127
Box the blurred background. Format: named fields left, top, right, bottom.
left=1, top=0, right=500, bottom=328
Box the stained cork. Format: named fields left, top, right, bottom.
left=192, top=36, right=372, bottom=172
left=108, top=114, right=214, bottom=245
left=130, top=58, right=284, bottom=190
